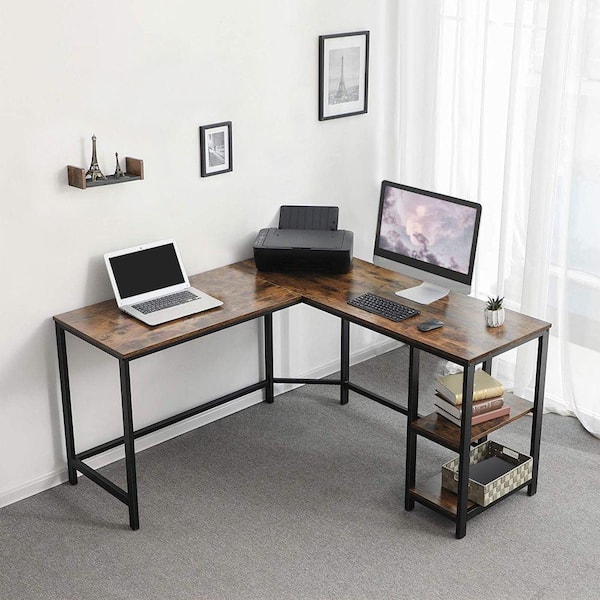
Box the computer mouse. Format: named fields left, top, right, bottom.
left=417, top=319, right=444, bottom=332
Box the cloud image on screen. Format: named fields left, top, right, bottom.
left=379, top=188, right=477, bottom=275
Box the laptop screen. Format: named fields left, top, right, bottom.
left=108, top=243, right=185, bottom=299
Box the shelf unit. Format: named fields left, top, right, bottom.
left=409, top=393, right=533, bottom=519
left=67, top=157, right=144, bottom=189
left=404, top=334, right=549, bottom=539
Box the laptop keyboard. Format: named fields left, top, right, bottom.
left=347, top=292, right=420, bottom=322
left=132, top=290, right=199, bottom=315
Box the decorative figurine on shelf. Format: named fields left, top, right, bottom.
left=114, top=152, right=125, bottom=178
left=85, top=134, right=107, bottom=181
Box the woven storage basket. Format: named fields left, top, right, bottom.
left=441, top=440, right=532, bottom=506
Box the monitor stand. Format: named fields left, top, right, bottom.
left=395, top=282, right=449, bottom=305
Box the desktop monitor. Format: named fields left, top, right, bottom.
left=373, top=181, right=482, bottom=304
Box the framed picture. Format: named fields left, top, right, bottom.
left=199, top=121, right=233, bottom=177
left=319, top=31, right=369, bottom=120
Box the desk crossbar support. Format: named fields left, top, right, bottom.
left=274, top=377, right=341, bottom=386
left=73, top=459, right=129, bottom=505
left=77, top=380, right=267, bottom=461
left=347, top=382, right=407, bottom=415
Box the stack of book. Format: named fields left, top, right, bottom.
left=434, top=370, right=510, bottom=427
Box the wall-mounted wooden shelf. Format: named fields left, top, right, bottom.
left=67, top=157, right=144, bottom=189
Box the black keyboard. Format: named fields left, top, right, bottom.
left=132, top=290, right=199, bottom=315
left=348, top=293, right=420, bottom=322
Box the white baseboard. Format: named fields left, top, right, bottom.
left=0, top=470, right=68, bottom=510
left=0, top=393, right=264, bottom=509
left=274, top=337, right=401, bottom=395
left=0, top=338, right=402, bottom=509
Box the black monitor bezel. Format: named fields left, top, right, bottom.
left=373, top=180, right=482, bottom=287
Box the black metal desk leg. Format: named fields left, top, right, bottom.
left=119, top=359, right=139, bottom=531
left=55, top=323, right=78, bottom=485
left=404, top=346, right=420, bottom=511
left=528, top=330, right=549, bottom=496
left=340, top=318, right=350, bottom=405
left=264, top=313, right=274, bottom=404
left=456, top=365, right=475, bottom=539
left=471, top=360, right=493, bottom=446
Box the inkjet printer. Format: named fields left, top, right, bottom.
left=253, top=205, right=353, bottom=273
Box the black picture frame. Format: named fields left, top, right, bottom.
left=199, top=121, right=233, bottom=177
left=319, top=31, right=369, bottom=121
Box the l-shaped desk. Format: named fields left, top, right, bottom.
left=53, top=259, right=550, bottom=538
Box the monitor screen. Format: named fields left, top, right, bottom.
left=373, top=181, right=482, bottom=304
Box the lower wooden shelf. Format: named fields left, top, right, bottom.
left=410, top=474, right=475, bottom=518
left=411, top=472, right=531, bottom=520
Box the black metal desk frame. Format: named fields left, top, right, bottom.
left=55, top=266, right=549, bottom=538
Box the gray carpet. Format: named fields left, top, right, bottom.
left=1, top=347, right=599, bottom=600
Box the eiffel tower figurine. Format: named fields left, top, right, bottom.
left=114, top=152, right=125, bottom=178
left=86, top=135, right=107, bottom=181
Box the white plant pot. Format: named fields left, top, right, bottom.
left=485, top=308, right=505, bottom=327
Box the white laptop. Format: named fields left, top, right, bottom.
left=104, top=239, right=223, bottom=326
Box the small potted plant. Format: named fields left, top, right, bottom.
left=485, top=295, right=505, bottom=327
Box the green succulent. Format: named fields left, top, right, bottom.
left=486, top=295, right=504, bottom=311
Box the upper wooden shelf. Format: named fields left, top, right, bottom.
left=67, top=157, right=144, bottom=189
left=411, top=393, right=533, bottom=452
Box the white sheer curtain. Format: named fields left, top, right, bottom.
left=394, top=0, right=600, bottom=437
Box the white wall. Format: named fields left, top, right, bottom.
left=0, top=1, right=397, bottom=506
